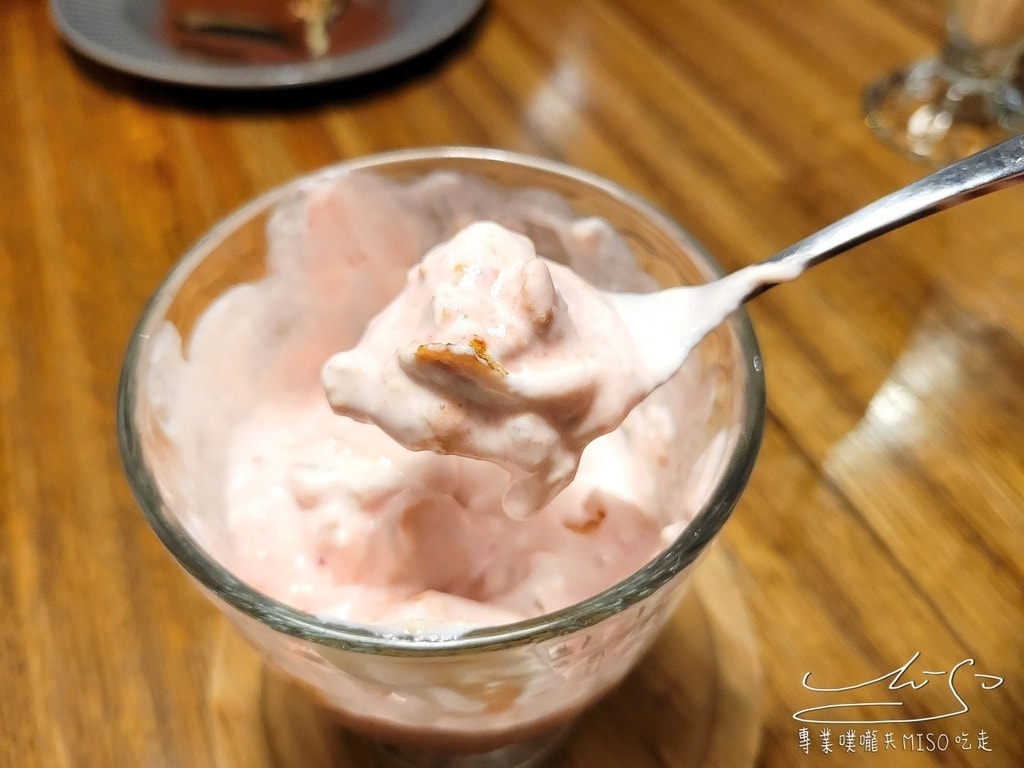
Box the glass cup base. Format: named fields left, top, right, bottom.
left=863, top=56, right=1024, bottom=165
left=372, top=726, right=570, bottom=768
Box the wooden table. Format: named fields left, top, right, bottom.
left=2, top=1, right=1021, bottom=766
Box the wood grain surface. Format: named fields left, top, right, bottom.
left=1, top=1, right=1021, bottom=766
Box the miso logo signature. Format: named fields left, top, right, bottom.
left=793, top=651, right=1004, bottom=724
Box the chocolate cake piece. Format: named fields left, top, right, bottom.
left=164, top=0, right=351, bottom=62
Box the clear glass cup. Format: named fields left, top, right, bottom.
left=117, top=148, right=765, bottom=768
left=863, top=0, right=1024, bottom=165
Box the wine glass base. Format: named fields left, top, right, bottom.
left=863, top=57, right=1024, bottom=165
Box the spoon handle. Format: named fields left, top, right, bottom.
left=754, top=133, right=1024, bottom=297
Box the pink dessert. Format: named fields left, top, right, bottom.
left=322, top=220, right=657, bottom=518
left=320, top=222, right=798, bottom=522
left=137, top=164, right=766, bottom=751
left=147, top=170, right=732, bottom=638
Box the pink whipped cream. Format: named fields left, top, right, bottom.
left=322, top=220, right=655, bottom=518
left=321, top=220, right=801, bottom=522
left=148, top=170, right=737, bottom=637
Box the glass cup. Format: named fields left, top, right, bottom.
left=863, top=0, right=1024, bottom=164
left=117, top=148, right=765, bottom=767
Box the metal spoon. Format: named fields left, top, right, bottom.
left=610, top=132, right=1024, bottom=390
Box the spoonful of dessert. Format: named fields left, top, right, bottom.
left=322, top=134, right=1024, bottom=518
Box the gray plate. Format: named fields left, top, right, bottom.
left=50, top=0, right=485, bottom=89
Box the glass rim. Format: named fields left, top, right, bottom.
left=116, top=146, right=765, bottom=657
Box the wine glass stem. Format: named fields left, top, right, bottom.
left=944, top=0, right=1024, bottom=81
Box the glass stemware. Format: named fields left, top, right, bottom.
left=864, top=0, right=1024, bottom=164
left=117, top=149, right=766, bottom=768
